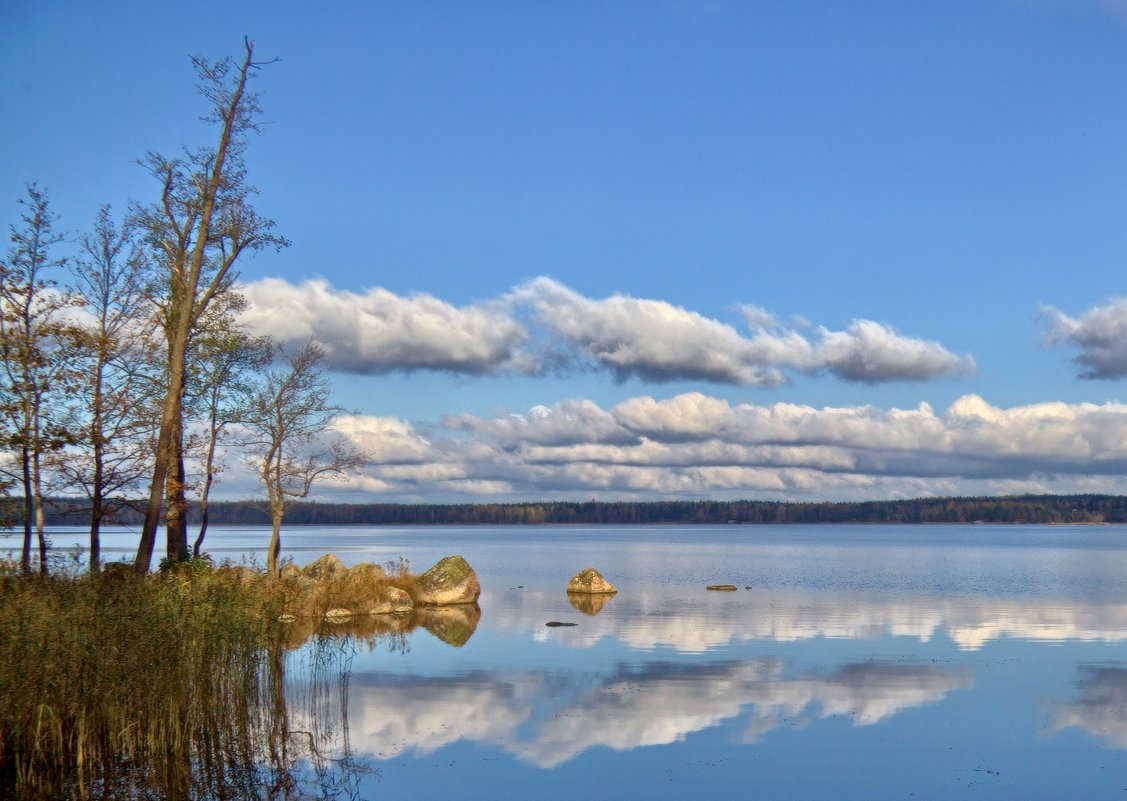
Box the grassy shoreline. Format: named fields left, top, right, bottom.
left=0, top=557, right=429, bottom=800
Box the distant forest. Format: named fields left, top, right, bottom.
left=22, top=493, right=1127, bottom=527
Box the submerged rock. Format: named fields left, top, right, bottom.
left=706, top=584, right=738, bottom=591
left=303, top=553, right=347, bottom=581
left=567, top=567, right=618, bottom=595
left=415, top=555, right=481, bottom=605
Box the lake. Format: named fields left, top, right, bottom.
left=18, top=523, right=1127, bottom=799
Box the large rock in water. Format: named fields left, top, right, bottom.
left=567, top=567, right=617, bottom=594
left=414, top=555, right=481, bottom=605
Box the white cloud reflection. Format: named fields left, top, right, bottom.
left=333, top=659, right=970, bottom=769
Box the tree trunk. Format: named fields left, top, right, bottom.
left=267, top=508, right=283, bottom=578
left=193, top=455, right=216, bottom=559
left=90, top=364, right=105, bottom=572
left=135, top=323, right=188, bottom=572
left=20, top=446, right=31, bottom=574
left=31, top=449, right=47, bottom=575
left=90, top=514, right=102, bottom=573
left=164, top=410, right=189, bottom=563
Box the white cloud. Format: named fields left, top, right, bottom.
left=507, top=277, right=798, bottom=386
left=237, top=276, right=971, bottom=386
left=238, top=277, right=531, bottom=375
left=217, top=392, right=1127, bottom=504
left=815, top=320, right=975, bottom=383
left=1042, top=297, right=1127, bottom=379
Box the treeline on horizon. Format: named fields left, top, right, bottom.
left=20, top=493, right=1127, bottom=527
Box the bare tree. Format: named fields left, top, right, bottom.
left=0, top=185, right=83, bottom=573
left=52, top=206, right=160, bottom=571
left=185, top=297, right=275, bottom=558
left=130, top=39, right=287, bottom=571
left=243, top=343, right=367, bottom=577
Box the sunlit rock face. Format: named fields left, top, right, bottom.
left=415, top=555, right=481, bottom=605
left=368, top=586, right=414, bottom=614
left=303, top=553, right=347, bottom=581
left=567, top=567, right=618, bottom=594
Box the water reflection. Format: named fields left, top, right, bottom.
left=278, top=604, right=481, bottom=650
left=342, top=658, right=972, bottom=768
left=567, top=590, right=615, bottom=615
left=1050, top=666, right=1127, bottom=750
left=490, top=589, right=1127, bottom=651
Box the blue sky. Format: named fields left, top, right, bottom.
left=6, top=1, right=1127, bottom=502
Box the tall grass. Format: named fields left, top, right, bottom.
left=0, top=554, right=466, bottom=799
left=0, top=559, right=284, bottom=800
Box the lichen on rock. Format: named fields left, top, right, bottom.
left=303, top=553, right=347, bottom=581
left=567, top=567, right=617, bottom=595
left=414, top=555, right=481, bottom=605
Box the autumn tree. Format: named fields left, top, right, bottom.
left=186, top=296, right=275, bottom=558
left=0, top=185, right=83, bottom=573
left=51, top=206, right=160, bottom=571
left=243, top=343, right=367, bottom=577
left=131, top=39, right=287, bottom=572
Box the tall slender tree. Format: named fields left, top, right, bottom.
left=185, top=296, right=275, bottom=558
left=0, top=185, right=83, bottom=573
left=131, top=39, right=287, bottom=572
left=52, top=206, right=160, bottom=571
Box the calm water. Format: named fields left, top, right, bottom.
left=17, top=523, right=1127, bottom=799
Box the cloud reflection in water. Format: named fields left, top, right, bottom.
left=342, top=659, right=971, bottom=768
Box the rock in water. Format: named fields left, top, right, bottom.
left=367, top=586, right=415, bottom=614
left=415, top=555, right=481, bottom=605
left=567, top=567, right=618, bottom=594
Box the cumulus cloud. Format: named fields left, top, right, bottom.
left=227, top=392, right=1127, bottom=504
left=1042, top=297, right=1127, bottom=379
left=815, top=320, right=975, bottom=383
left=238, top=277, right=531, bottom=375
left=237, top=276, right=971, bottom=385
left=507, top=277, right=800, bottom=386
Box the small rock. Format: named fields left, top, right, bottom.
left=276, top=613, right=296, bottom=623
left=545, top=621, right=578, bottom=627
left=279, top=563, right=302, bottom=581
left=368, top=586, right=414, bottom=614
left=706, top=584, right=738, bottom=591
left=324, top=608, right=353, bottom=622
left=567, top=567, right=617, bottom=595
